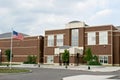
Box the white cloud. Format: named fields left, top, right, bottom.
left=90, top=9, right=112, bottom=20
left=0, top=0, right=120, bottom=35
left=0, top=8, right=7, bottom=15
left=97, top=0, right=109, bottom=9
left=98, top=9, right=112, bottom=15
left=87, top=9, right=113, bottom=25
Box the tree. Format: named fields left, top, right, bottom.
left=5, top=49, right=11, bottom=62
left=83, top=48, right=93, bottom=64
left=83, top=48, right=101, bottom=69
left=62, top=49, right=69, bottom=68
left=83, top=48, right=93, bottom=70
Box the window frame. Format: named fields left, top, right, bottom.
left=99, top=31, right=108, bottom=45
left=99, top=55, right=108, bottom=64
left=47, top=35, right=54, bottom=47
left=87, top=32, right=96, bottom=45
left=71, top=29, right=79, bottom=47
left=56, top=34, right=64, bottom=46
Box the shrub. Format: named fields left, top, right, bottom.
left=23, top=55, right=37, bottom=64
left=88, top=60, right=101, bottom=65
left=83, top=48, right=101, bottom=65
left=88, top=55, right=101, bottom=65
left=4, top=49, right=11, bottom=62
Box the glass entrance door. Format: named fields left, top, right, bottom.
left=47, top=56, right=54, bottom=64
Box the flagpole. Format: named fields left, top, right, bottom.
left=10, top=28, right=13, bottom=69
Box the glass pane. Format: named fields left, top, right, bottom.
left=104, top=56, right=108, bottom=59
left=71, top=29, right=79, bottom=46
left=99, top=31, right=108, bottom=44
left=47, top=56, right=54, bottom=63
left=56, top=34, right=63, bottom=46
left=100, top=59, right=103, bottom=63
left=104, top=60, right=108, bottom=63
left=88, top=32, right=96, bottom=45
left=48, top=35, right=54, bottom=46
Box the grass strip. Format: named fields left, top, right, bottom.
left=0, top=68, right=30, bottom=73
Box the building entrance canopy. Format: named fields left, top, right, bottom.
left=55, top=46, right=83, bottom=55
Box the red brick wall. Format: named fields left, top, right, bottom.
left=0, top=36, right=44, bottom=63
left=113, top=32, right=120, bottom=65
left=44, top=25, right=119, bottom=65
left=85, top=25, right=113, bottom=65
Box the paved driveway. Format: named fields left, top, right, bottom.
left=0, top=68, right=120, bottom=80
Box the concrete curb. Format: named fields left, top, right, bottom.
left=1, top=65, right=120, bottom=72
left=62, top=75, right=116, bottom=80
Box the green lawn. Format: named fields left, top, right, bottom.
left=0, top=63, right=20, bottom=66
left=0, top=68, right=30, bottom=73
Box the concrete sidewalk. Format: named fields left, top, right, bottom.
left=1, top=64, right=120, bottom=72
left=39, top=65, right=120, bottom=72
left=63, top=75, right=116, bottom=80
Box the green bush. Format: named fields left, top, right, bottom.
left=4, top=49, right=11, bottom=62
left=83, top=48, right=101, bottom=66
left=23, top=55, right=37, bottom=64
left=88, top=60, right=101, bottom=65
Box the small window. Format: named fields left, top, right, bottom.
left=99, top=56, right=108, bottom=64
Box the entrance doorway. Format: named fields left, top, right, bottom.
left=47, top=56, right=54, bottom=64
left=76, top=53, right=80, bottom=66
left=59, top=53, right=62, bottom=66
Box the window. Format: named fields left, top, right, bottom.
left=87, top=32, right=96, bottom=45
left=47, top=35, right=54, bottom=47
left=99, top=31, right=108, bottom=44
left=99, top=56, right=108, bottom=64
left=71, top=29, right=79, bottom=46
left=56, top=34, right=64, bottom=46
left=47, top=56, right=54, bottom=64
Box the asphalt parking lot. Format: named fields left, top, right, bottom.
left=0, top=68, right=120, bottom=80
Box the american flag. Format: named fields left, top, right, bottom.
left=13, top=31, right=24, bottom=40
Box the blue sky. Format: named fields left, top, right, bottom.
left=0, top=0, right=120, bottom=36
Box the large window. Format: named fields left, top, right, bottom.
left=99, top=31, right=108, bottom=45
left=87, top=32, right=96, bottom=45
left=47, top=35, right=54, bottom=47
left=56, top=34, right=64, bottom=46
left=71, top=29, right=79, bottom=46
left=99, top=56, right=108, bottom=64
